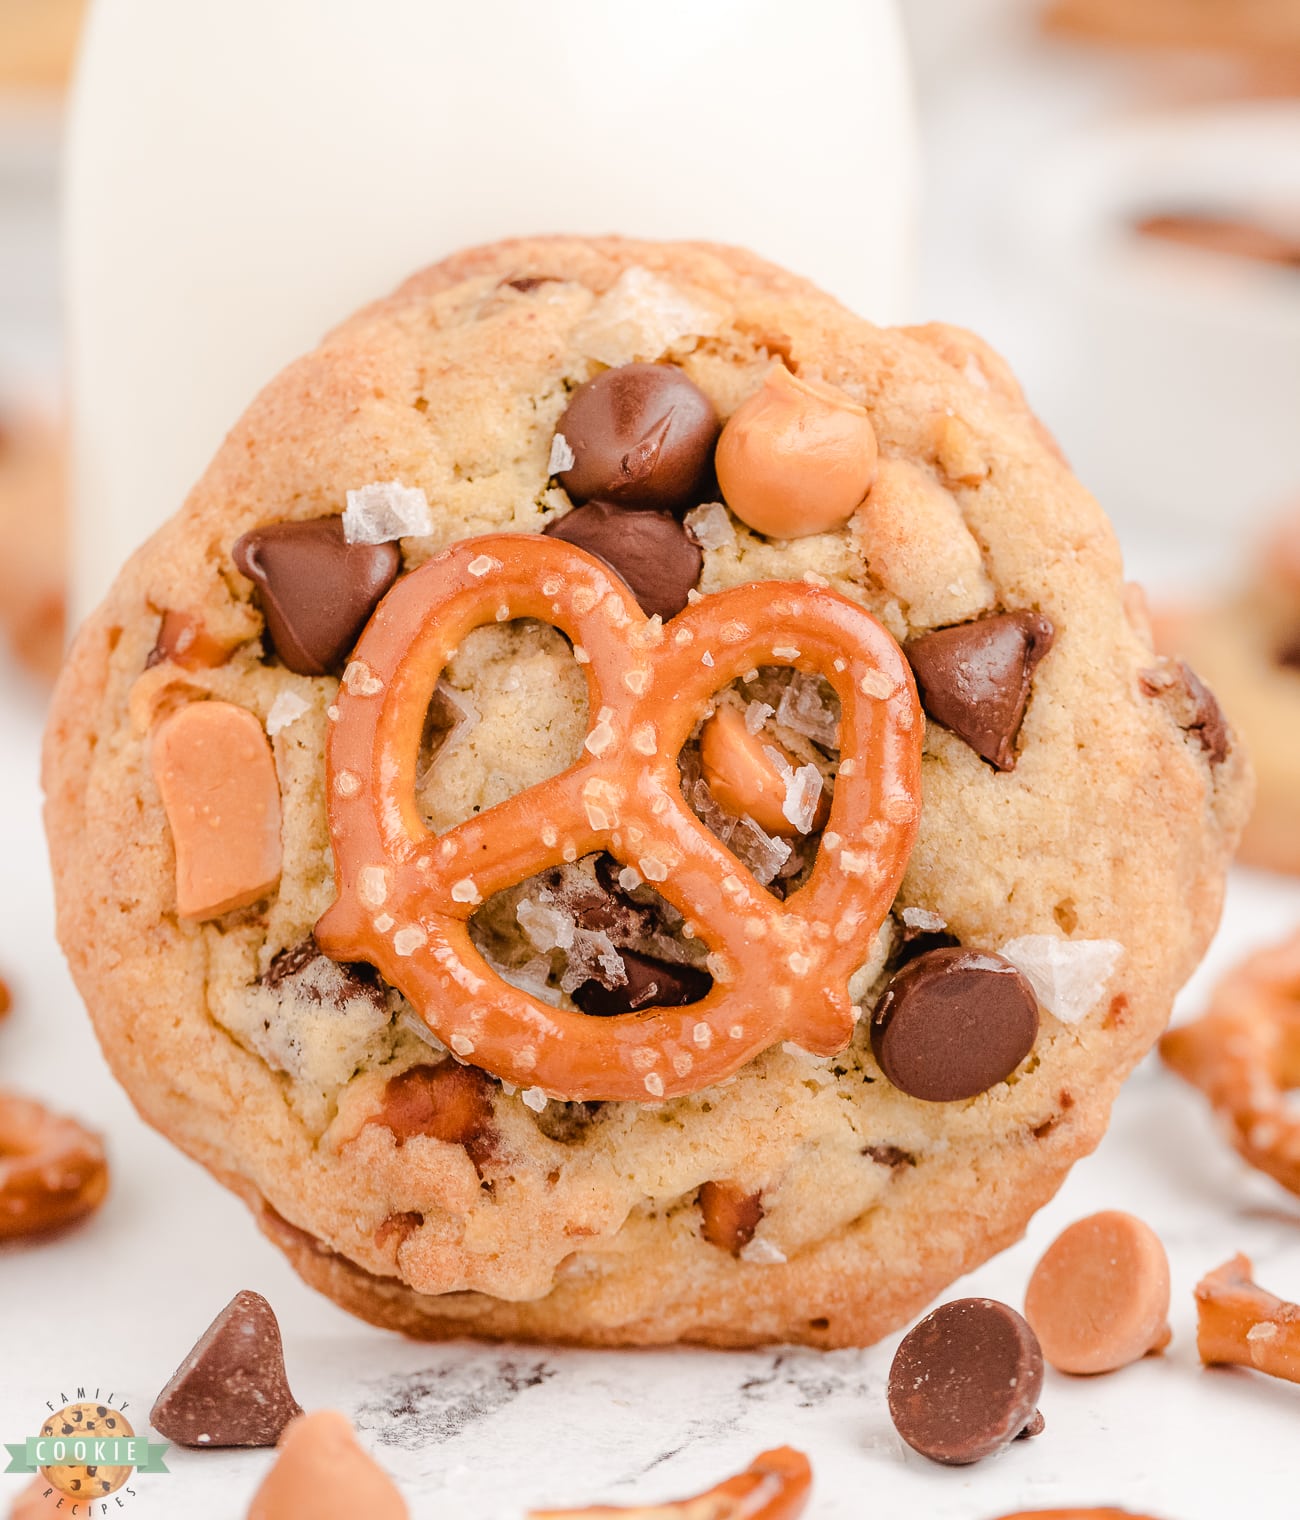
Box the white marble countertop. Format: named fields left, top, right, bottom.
left=2, top=638, right=1300, bottom=1520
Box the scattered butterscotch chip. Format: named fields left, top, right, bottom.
left=151, top=700, right=283, bottom=920
left=1195, top=1253, right=1300, bottom=1385
left=529, top=1446, right=811, bottom=1520
left=246, top=1410, right=408, bottom=1520
left=1025, top=1211, right=1171, bottom=1375
left=151, top=1289, right=303, bottom=1447
left=698, top=1180, right=765, bottom=1255
left=0, top=1090, right=108, bottom=1239
left=716, top=364, right=877, bottom=540
left=888, top=1298, right=1044, bottom=1465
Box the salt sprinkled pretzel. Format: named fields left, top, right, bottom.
left=1195, top=1253, right=1300, bottom=1385
left=315, top=534, right=921, bottom=1102
left=0, top=1089, right=109, bottom=1239
left=529, top=1446, right=812, bottom=1520
left=1161, top=929, right=1300, bottom=1197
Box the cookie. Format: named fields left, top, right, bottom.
left=0, top=409, right=66, bottom=681
left=1155, top=506, right=1299, bottom=873
left=43, top=236, right=1248, bottom=1349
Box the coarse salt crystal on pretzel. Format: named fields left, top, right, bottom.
left=314, top=534, right=921, bottom=1102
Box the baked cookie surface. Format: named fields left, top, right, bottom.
left=43, top=237, right=1248, bottom=1347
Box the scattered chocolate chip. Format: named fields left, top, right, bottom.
left=907, top=611, right=1056, bottom=771
left=1139, top=659, right=1229, bottom=767
left=370, top=1062, right=497, bottom=1172
left=231, top=517, right=400, bottom=677
left=698, top=1180, right=764, bottom=1254
left=888, top=1298, right=1045, bottom=1465
left=871, top=947, right=1039, bottom=1102
left=150, top=1289, right=303, bottom=1447
left=502, top=275, right=559, bottom=292
left=543, top=501, right=702, bottom=620
left=571, top=948, right=711, bottom=1016
left=864, top=1143, right=915, bottom=1169
left=555, top=362, right=719, bottom=514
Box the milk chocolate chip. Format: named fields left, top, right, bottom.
left=871, top=947, right=1038, bottom=1102
left=543, top=501, right=702, bottom=620
left=150, top=1289, right=303, bottom=1447
left=571, top=949, right=711, bottom=1016
left=232, top=517, right=400, bottom=677
left=907, top=611, right=1055, bottom=771
left=554, top=362, right=719, bottom=514
left=888, top=1298, right=1045, bottom=1465
left=1139, top=660, right=1229, bottom=767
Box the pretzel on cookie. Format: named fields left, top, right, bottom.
left=0, top=1090, right=109, bottom=1239
left=315, top=534, right=922, bottom=1103
left=1161, top=929, right=1300, bottom=1196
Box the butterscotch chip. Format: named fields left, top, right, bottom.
left=698, top=1180, right=764, bottom=1255
left=43, top=236, right=1249, bottom=1351
left=1024, top=1211, right=1171, bottom=1375
left=246, top=1410, right=407, bottom=1520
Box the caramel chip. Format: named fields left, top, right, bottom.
left=907, top=610, right=1055, bottom=771
left=246, top=1410, right=407, bottom=1520
left=151, top=1289, right=303, bottom=1447
left=152, top=701, right=283, bottom=921
left=1024, top=1212, right=1171, bottom=1375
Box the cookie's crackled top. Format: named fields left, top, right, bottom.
left=43, top=236, right=1249, bottom=1349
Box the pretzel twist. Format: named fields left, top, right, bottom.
left=316, top=535, right=921, bottom=1102
left=0, top=1090, right=109, bottom=1239
left=1161, top=930, right=1300, bottom=1195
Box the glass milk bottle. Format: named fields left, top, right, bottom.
left=65, top=0, right=916, bottom=614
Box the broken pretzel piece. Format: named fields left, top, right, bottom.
left=1160, top=929, right=1300, bottom=1197
left=1195, top=1253, right=1300, bottom=1385
left=529, top=1447, right=811, bottom=1520
left=0, top=1089, right=108, bottom=1239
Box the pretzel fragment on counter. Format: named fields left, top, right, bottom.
left=1160, top=930, right=1300, bottom=1196
left=529, top=1446, right=811, bottom=1520
left=315, top=534, right=922, bottom=1103
left=0, top=1090, right=109, bottom=1239
left=1195, top=1253, right=1300, bottom=1384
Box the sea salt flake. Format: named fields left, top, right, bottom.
left=672, top=1051, right=694, bottom=1077
left=701, top=650, right=714, bottom=667
left=548, top=432, right=576, bottom=473
left=266, top=690, right=310, bottom=736
left=343, top=480, right=432, bottom=544
left=782, top=763, right=824, bottom=835
left=772, top=645, right=801, bottom=660
left=802, top=570, right=830, bottom=588
left=343, top=660, right=384, bottom=697
left=777, top=670, right=841, bottom=747
left=858, top=669, right=895, bottom=700
left=373, top=913, right=394, bottom=934
left=357, top=865, right=390, bottom=908
left=618, top=866, right=642, bottom=892
left=693, top=1022, right=713, bottom=1048
left=630, top=722, right=657, bottom=756
left=902, top=906, right=947, bottom=933
left=521, top=1086, right=549, bottom=1113
left=745, top=701, right=775, bottom=735
left=572, top=267, right=721, bottom=367
left=787, top=951, right=813, bottom=976
left=450, top=1033, right=475, bottom=1057
left=639, top=855, right=670, bottom=882
left=584, top=706, right=618, bottom=758
left=517, top=898, right=576, bottom=952
left=840, top=848, right=874, bottom=876
left=706, top=951, right=733, bottom=983
left=393, top=925, right=427, bottom=956
left=573, top=644, right=591, bottom=664
left=624, top=667, right=650, bottom=695
left=467, top=554, right=499, bottom=578
left=493, top=954, right=563, bottom=1007
left=684, top=501, right=736, bottom=551
left=998, top=935, right=1124, bottom=1025
left=334, top=770, right=360, bottom=797
left=643, top=1072, right=666, bottom=1098
left=1247, top=1322, right=1279, bottom=1342
left=450, top=877, right=482, bottom=905
left=740, top=1237, right=788, bottom=1265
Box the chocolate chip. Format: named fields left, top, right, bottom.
left=150, top=1289, right=303, bottom=1447
left=907, top=611, right=1056, bottom=771
left=571, top=949, right=711, bottom=1016
left=864, top=1143, right=915, bottom=1169
left=1139, top=659, right=1229, bottom=767
left=871, top=947, right=1039, bottom=1102
left=261, top=937, right=384, bottom=1008
left=543, top=501, right=701, bottom=620
left=370, top=1062, right=497, bottom=1172
left=698, top=1181, right=764, bottom=1254
left=888, top=1298, right=1045, bottom=1465
left=555, top=362, right=719, bottom=514
left=231, top=517, right=400, bottom=677
left=502, top=275, right=558, bottom=292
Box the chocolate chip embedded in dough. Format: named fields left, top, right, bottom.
left=571, top=948, right=711, bottom=1016
left=871, top=947, right=1039, bottom=1102
left=543, top=501, right=702, bottom=621
left=150, top=1289, right=303, bottom=1447
left=554, top=362, right=719, bottom=513
left=1139, top=659, right=1229, bottom=767
left=888, top=1298, right=1045, bottom=1465
left=232, top=516, right=400, bottom=677
left=907, top=610, right=1056, bottom=771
